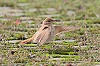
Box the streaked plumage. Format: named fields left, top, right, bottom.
left=20, top=18, right=80, bottom=46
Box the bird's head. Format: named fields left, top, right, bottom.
left=42, top=18, right=60, bottom=25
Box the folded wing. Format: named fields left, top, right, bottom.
left=34, top=27, right=51, bottom=46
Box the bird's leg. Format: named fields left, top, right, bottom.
left=20, top=34, right=36, bottom=44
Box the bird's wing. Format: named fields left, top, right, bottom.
left=34, top=27, right=51, bottom=46
left=54, top=26, right=80, bottom=34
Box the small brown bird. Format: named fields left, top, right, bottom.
left=20, top=18, right=79, bottom=46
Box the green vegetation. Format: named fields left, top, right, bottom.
left=0, top=0, right=100, bottom=66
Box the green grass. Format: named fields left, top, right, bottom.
left=0, top=0, right=100, bottom=66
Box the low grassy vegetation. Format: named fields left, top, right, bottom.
left=0, top=0, right=100, bottom=66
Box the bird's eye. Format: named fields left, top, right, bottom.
left=48, top=20, right=53, bottom=22
left=48, top=20, right=51, bottom=22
